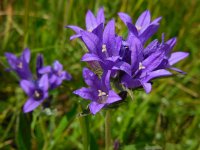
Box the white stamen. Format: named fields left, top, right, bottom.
left=57, top=70, right=62, bottom=76
left=139, top=62, right=145, bottom=70
left=88, top=28, right=93, bottom=32
left=98, top=90, right=107, bottom=97
left=17, top=62, right=23, bottom=69
left=102, top=44, right=107, bottom=52
left=136, top=25, right=142, bottom=31
left=34, top=91, right=40, bottom=98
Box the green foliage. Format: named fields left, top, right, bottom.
left=0, top=0, right=200, bottom=149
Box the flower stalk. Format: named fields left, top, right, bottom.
left=105, top=110, right=111, bottom=150
left=79, top=106, right=90, bottom=150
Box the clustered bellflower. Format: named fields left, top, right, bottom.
left=68, top=8, right=189, bottom=114
left=5, top=49, right=72, bottom=113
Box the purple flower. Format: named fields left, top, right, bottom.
left=5, top=47, right=73, bottom=113
left=142, top=35, right=189, bottom=73
left=119, top=41, right=131, bottom=64
left=168, top=51, right=189, bottom=73
left=118, top=10, right=162, bottom=44
left=159, top=36, right=189, bottom=73
left=80, top=20, right=132, bottom=76
left=120, top=35, right=171, bottom=93
left=69, top=8, right=189, bottom=113
left=67, top=8, right=105, bottom=40
left=81, top=20, right=120, bottom=65
left=121, top=35, right=188, bottom=93
left=39, top=60, right=72, bottom=89
left=73, top=68, right=121, bottom=114
left=20, top=74, right=49, bottom=113
left=5, top=48, right=32, bottom=80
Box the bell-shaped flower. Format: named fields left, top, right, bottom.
left=118, top=10, right=162, bottom=44
left=20, top=74, right=49, bottom=113
left=39, top=60, right=72, bottom=89
left=73, top=68, right=121, bottom=114
left=121, top=36, right=172, bottom=93
left=143, top=35, right=189, bottom=73
left=5, top=48, right=32, bottom=80
left=80, top=20, right=131, bottom=76
left=67, top=8, right=105, bottom=40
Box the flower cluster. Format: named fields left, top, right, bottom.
left=5, top=48, right=72, bottom=113
left=68, top=8, right=189, bottom=114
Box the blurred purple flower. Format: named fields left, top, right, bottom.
left=5, top=47, right=72, bottom=113
left=39, top=60, right=72, bottom=89
left=5, top=48, right=32, bottom=80
left=20, top=74, right=49, bottom=113
left=73, top=68, right=121, bottom=114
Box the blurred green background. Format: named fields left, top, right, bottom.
left=0, top=0, right=200, bottom=149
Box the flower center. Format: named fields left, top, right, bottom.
left=136, top=25, right=142, bottom=31
left=17, top=62, right=23, bottom=69
left=88, top=28, right=93, bottom=32
left=98, top=90, right=107, bottom=96
left=124, top=45, right=129, bottom=49
left=33, top=89, right=43, bottom=101
left=102, top=44, right=107, bottom=52
left=57, top=70, right=63, bottom=76
left=139, top=62, right=145, bottom=70
left=97, top=90, right=108, bottom=103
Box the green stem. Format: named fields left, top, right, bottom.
left=105, top=110, right=111, bottom=150
left=79, top=106, right=90, bottom=150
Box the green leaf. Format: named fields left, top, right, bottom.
left=16, top=112, right=31, bottom=150
left=124, top=144, right=137, bottom=150
left=53, top=116, right=68, bottom=138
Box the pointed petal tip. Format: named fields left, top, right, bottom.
left=20, top=80, right=34, bottom=95
left=136, top=10, right=151, bottom=28
left=22, top=48, right=31, bottom=63
left=144, top=9, right=150, bottom=14
left=23, top=98, right=42, bottom=113
left=65, top=72, right=72, bottom=80
left=73, top=89, right=78, bottom=95
left=83, top=67, right=91, bottom=73
left=169, top=52, right=189, bottom=65
left=65, top=25, right=75, bottom=28
left=170, top=67, right=187, bottom=74
left=118, top=12, right=132, bottom=24
left=89, top=102, right=105, bottom=115
left=23, top=107, right=31, bottom=113
left=69, top=34, right=81, bottom=40
left=73, top=88, right=82, bottom=95
left=143, top=83, right=152, bottom=94
left=73, top=87, right=94, bottom=100
left=108, top=18, right=115, bottom=24
left=4, top=52, right=12, bottom=58
left=107, top=90, right=122, bottom=104
left=98, top=7, right=104, bottom=11
left=86, top=9, right=93, bottom=14
left=39, top=74, right=49, bottom=90
left=23, top=105, right=32, bottom=113
left=24, top=47, right=30, bottom=50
